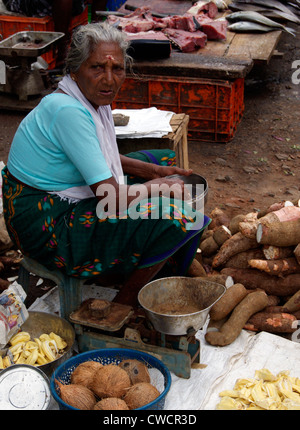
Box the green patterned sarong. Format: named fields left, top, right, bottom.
left=2, top=150, right=210, bottom=280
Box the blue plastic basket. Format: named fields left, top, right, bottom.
left=50, top=348, right=171, bottom=410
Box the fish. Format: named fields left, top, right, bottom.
left=212, top=0, right=230, bottom=9
left=226, top=10, right=297, bottom=34
left=235, top=0, right=300, bottom=20
left=262, top=9, right=300, bottom=24
left=227, top=20, right=284, bottom=32
left=229, top=2, right=300, bottom=23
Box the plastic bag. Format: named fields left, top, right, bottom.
left=0, top=281, right=29, bottom=349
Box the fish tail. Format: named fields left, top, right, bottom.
left=285, top=27, right=297, bottom=37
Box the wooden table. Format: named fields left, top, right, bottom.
left=117, top=113, right=190, bottom=169
left=119, top=0, right=283, bottom=80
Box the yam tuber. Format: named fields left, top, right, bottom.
left=187, top=258, right=207, bottom=277
left=263, top=245, right=294, bottom=260
left=257, top=219, right=300, bottom=247
left=263, top=305, right=290, bottom=313
left=208, top=208, right=230, bottom=231
left=205, top=290, right=269, bottom=346
left=294, top=243, right=300, bottom=265
left=244, top=312, right=297, bottom=333
left=212, top=232, right=257, bottom=268
left=209, top=283, right=248, bottom=321
left=199, top=235, right=219, bottom=257
left=205, top=273, right=234, bottom=288
left=248, top=257, right=300, bottom=276
left=229, top=214, right=247, bottom=235
left=220, top=267, right=300, bottom=296
left=257, top=200, right=294, bottom=219
left=213, top=225, right=232, bottom=246
left=200, top=229, right=214, bottom=242
left=239, top=220, right=259, bottom=240
left=283, top=289, right=300, bottom=313
left=259, top=205, right=300, bottom=225
left=224, top=248, right=264, bottom=269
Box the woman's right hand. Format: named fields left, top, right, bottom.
left=145, top=177, right=190, bottom=201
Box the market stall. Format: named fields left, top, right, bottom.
left=0, top=0, right=299, bottom=412
left=109, top=0, right=289, bottom=142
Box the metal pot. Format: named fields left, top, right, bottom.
left=21, top=311, right=75, bottom=377
left=138, top=277, right=225, bottom=336
left=166, top=173, right=208, bottom=209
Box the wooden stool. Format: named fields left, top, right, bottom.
left=117, top=113, right=190, bottom=169
left=19, top=256, right=83, bottom=320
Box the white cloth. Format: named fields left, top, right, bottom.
left=113, top=107, right=174, bottom=138
left=51, top=75, right=124, bottom=202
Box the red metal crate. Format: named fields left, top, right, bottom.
left=112, top=75, right=244, bottom=143
left=0, top=7, right=88, bottom=68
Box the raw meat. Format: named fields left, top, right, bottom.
left=200, top=20, right=228, bottom=40
left=163, top=28, right=207, bottom=52
left=107, top=4, right=226, bottom=48
left=153, top=14, right=198, bottom=32
left=125, top=31, right=169, bottom=41
left=187, top=1, right=218, bottom=19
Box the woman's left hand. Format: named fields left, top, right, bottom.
left=152, top=164, right=193, bottom=179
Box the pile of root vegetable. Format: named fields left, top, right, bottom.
left=190, top=199, right=300, bottom=346
left=55, top=359, right=161, bottom=410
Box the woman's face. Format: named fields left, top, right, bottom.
left=71, top=41, right=126, bottom=109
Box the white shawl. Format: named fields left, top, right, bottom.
left=50, top=75, right=124, bottom=202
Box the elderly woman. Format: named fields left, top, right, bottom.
left=2, top=22, right=210, bottom=306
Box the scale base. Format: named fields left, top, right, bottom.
left=74, top=325, right=200, bottom=379
left=0, top=67, right=46, bottom=101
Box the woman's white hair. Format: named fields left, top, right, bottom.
left=65, top=21, right=131, bottom=73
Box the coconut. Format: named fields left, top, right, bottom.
left=90, top=364, right=131, bottom=399
left=56, top=380, right=97, bottom=410
left=94, top=397, right=129, bottom=410
left=70, top=360, right=103, bottom=388
left=123, top=382, right=160, bottom=410
left=119, top=359, right=150, bottom=385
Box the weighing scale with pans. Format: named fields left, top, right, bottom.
left=69, top=298, right=201, bottom=379
left=0, top=31, right=64, bottom=100
left=69, top=277, right=225, bottom=379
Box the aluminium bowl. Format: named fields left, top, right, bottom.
left=138, top=277, right=225, bottom=336
left=20, top=311, right=75, bottom=376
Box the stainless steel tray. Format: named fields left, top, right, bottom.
left=0, top=31, right=64, bottom=57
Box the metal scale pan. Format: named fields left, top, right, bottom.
left=0, top=31, right=64, bottom=58
left=0, top=31, right=64, bottom=101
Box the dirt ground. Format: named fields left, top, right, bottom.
left=0, top=29, right=300, bottom=305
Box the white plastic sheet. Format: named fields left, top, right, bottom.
left=29, top=286, right=300, bottom=410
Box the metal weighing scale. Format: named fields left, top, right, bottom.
left=69, top=298, right=201, bottom=379
left=0, top=31, right=64, bottom=101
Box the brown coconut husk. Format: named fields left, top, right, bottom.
left=90, top=364, right=131, bottom=399
left=118, top=359, right=150, bottom=385
left=55, top=380, right=97, bottom=410
left=94, top=397, right=129, bottom=410
left=70, top=360, right=103, bottom=388
left=123, top=382, right=160, bottom=410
